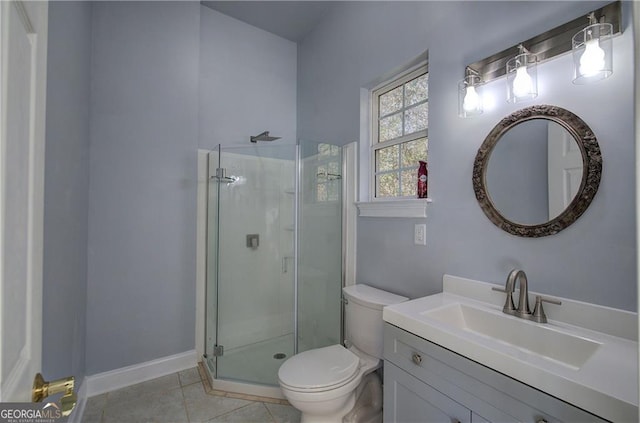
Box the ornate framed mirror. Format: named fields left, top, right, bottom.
left=472, top=105, right=602, bottom=237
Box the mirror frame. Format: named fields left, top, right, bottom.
left=472, top=105, right=602, bottom=237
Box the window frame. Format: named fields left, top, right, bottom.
left=370, top=65, right=429, bottom=201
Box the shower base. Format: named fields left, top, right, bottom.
left=218, top=333, right=294, bottom=385
left=205, top=333, right=311, bottom=399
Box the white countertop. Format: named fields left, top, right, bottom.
left=383, top=275, right=638, bottom=422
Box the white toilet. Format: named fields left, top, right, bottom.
left=278, top=284, right=408, bottom=423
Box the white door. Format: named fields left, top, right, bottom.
left=0, top=0, right=48, bottom=402
left=547, top=121, right=582, bottom=220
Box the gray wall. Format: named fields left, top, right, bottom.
left=199, top=5, right=297, bottom=149
left=42, top=1, right=92, bottom=381
left=298, top=1, right=636, bottom=310
left=86, top=1, right=200, bottom=374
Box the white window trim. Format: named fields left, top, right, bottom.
left=356, top=198, right=432, bottom=218
left=357, top=60, right=431, bottom=218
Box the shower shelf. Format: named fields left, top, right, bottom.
left=283, top=225, right=294, bottom=232
left=284, top=189, right=295, bottom=195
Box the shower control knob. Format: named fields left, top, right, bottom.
left=412, top=353, right=422, bottom=365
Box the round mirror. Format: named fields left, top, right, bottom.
left=473, top=105, right=602, bottom=237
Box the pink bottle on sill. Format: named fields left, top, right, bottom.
left=417, top=161, right=428, bottom=198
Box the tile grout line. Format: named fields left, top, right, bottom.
left=99, top=391, right=109, bottom=423
left=204, top=402, right=254, bottom=423
left=179, top=372, right=192, bottom=423
left=262, top=402, right=278, bottom=423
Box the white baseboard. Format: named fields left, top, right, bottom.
left=68, top=379, right=87, bottom=423
left=85, top=350, right=197, bottom=397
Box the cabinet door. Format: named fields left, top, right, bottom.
left=385, top=362, right=471, bottom=423
left=472, top=412, right=491, bottom=423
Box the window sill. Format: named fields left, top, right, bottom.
left=356, top=198, right=432, bottom=218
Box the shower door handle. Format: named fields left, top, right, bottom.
left=282, top=256, right=293, bottom=273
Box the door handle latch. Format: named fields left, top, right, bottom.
left=32, top=373, right=77, bottom=416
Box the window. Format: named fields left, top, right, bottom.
left=315, top=143, right=341, bottom=202
left=372, top=66, right=428, bottom=199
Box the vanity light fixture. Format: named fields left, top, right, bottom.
left=572, top=12, right=613, bottom=84
left=458, top=67, right=483, bottom=118
left=458, top=1, right=621, bottom=117
left=506, top=45, right=538, bottom=103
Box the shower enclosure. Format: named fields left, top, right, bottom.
left=204, top=140, right=344, bottom=390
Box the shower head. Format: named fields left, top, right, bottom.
left=250, top=131, right=281, bottom=143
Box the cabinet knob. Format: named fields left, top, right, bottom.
left=412, top=353, right=422, bottom=365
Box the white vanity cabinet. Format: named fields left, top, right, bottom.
left=383, top=323, right=609, bottom=423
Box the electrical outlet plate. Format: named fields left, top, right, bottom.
left=414, top=224, right=426, bottom=246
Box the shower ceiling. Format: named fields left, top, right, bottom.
left=200, top=1, right=336, bottom=42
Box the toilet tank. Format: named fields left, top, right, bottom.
left=343, top=284, right=408, bottom=359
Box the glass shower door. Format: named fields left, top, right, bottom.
left=297, top=141, right=343, bottom=353
left=204, top=141, right=344, bottom=388
left=207, top=144, right=296, bottom=386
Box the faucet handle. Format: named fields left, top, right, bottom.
left=531, top=296, right=562, bottom=323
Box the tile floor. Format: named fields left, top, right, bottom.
left=81, top=367, right=301, bottom=423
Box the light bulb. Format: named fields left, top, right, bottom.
left=462, top=85, right=480, bottom=112
left=579, top=38, right=605, bottom=77
left=512, top=66, right=533, bottom=98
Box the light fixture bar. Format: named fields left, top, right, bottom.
left=467, top=1, right=621, bottom=84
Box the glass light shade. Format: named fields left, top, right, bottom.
left=572, top=23, right=613, bottom=84
left=458, top=74, right=483, bottom=118
left=506, top=52, right=538, bottom=103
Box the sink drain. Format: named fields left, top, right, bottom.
left=273, top=353, right=287, bottom=360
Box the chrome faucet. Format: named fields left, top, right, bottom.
left=492, top=269, right=561, bottom=323
left=513, top=270, right=531, bottom=318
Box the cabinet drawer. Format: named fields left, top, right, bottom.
left=384, top=329, right=516, bottom=422
left=384, top=323, right=608, bottom=423
left=384, top=362, right=472, bottom=423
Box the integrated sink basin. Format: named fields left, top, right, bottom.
left=382, top=274, right=639, bottom=423
left=422, top=302, right=600, bottom=369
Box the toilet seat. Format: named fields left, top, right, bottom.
left=278, top=344, right=360, bottom=393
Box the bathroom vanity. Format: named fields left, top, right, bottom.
left=382, top=275, right=638, bottom=422
left=384, top=324, right=606, bottom=422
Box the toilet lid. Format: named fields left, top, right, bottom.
left=278, top=344, right=359, bottom=390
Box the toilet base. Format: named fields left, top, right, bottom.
left=344, top=373, right=382, bottom=423
left=297, top=373, right=383, bottom=423
left=299, top=394, right=355, bottom=423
